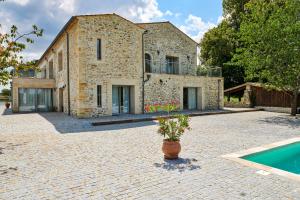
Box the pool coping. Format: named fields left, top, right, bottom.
left=222, top=137, right=300, bottom=182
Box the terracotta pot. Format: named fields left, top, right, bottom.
left=162, top=139, right=181, bottom=160
left=5, top=103, right=10, bottom=109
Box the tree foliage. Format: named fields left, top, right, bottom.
left=223, top=0, right=250, bottom=29
left=0, top=24, right=43, bottom=85
left=236, top=0, right=300, bottom=115
left=200, top=20, right=245, bottom=89
left=1, top=88, right=10, bottom=96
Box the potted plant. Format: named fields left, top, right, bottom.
left=145, top=100, right=191, bottom=160
left=5, top=102, right=10, bottom=109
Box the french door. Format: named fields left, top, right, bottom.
left=112, top=86, right=130, bottom=115
left=19, top=88, right=53, bottom=112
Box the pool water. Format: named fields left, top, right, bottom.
left=242, top=142, right=300, bottom=175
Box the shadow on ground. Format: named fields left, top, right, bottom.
left=38, top=113, right=157, bottom=134
left=154, top=158, right=201, bottom=172
left=258, top=115, right=300, bottom=129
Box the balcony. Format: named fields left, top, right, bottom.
left=145, top=59, right=222, bottom=77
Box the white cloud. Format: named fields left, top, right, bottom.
left=10, top=0, right=30, bottom=6
left=125, top=0, right=164, bottom=22
left=58, top=0, right=77, bottom=14
left=180, top=14, right=217, bottom=42
left=165, top=10, right=173, bottom=16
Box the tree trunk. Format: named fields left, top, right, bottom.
left=291, top=90, right=298, bottom=116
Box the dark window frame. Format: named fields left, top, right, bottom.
left=97, top=39, right=102, bottom=60
left=145, top=53, right=152, bottom=73
left=97, top=85, right=102, bottom=107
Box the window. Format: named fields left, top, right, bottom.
left=97, top=39, right=102, bottom=60
left=145, top=53, right=151, bottom=73
left=166, top=56, right=179, bottom=74
left=49, top=60, right=54, bottom=79
left=97, top=85, right=102, bottom=107
left=58, top=51, right=63, bottom=71
left=41, top=67, right=46, bottom=79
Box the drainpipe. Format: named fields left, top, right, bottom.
left=142, top=30, right=148, bottom=114
left=67, top=33, right=71, bottom=116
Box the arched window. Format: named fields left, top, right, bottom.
left=145, top=53, right=151, bottom=73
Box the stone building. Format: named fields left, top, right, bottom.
left=12, top=14, right=223, bottom=118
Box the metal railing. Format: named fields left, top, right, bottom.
left=145, top=59, right=222, bottom=77
left=197, top=66, right=222, bottom=77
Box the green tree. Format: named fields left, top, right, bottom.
left=200, top=21, right=245, bottom=89
left=223, top=0, right=250, bottom=30
left=0, top=25, right=43, bottom=85
left=236, top=0, right=300, bottom=115
left=1, top=88, right=10, bottom=96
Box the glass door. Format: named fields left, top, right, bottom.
left=112, top=86, right=130, bottom=115
left=183, top=87, right=197, bottom=110
left=37, top=89, right=53, bottom=112
left=19, top=88, right=36, bottom=112
left=18, top=88, right=53, bottom=112
left=112, top=86, right=120, bottom=114
left=188, top=88, right=197, bottom=110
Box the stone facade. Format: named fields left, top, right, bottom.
left=12, top=14, right=224, bottom=117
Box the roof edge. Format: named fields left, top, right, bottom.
left=36, top=13, right=146, bottom=67
left=36, top=16, right=77, bottom=66
left=137, top=21, right=199, bottom=45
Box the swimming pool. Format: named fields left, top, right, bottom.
left=242, top=142, right=300, bottom=175
left=222, top=138, right=300, bottom=181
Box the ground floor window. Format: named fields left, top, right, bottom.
left=183, top=87, right=197, bottom=110
left=19, top=88, right=53, bottom=112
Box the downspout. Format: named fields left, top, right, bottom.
left=67, top=33, right=71, bottom=116
left=142, top=30, right=148, bottom=114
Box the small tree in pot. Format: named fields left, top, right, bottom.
left=145, top=100, right=191, bottom=160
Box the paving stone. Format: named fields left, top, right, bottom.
left=1, top=107, right=300, bottom=199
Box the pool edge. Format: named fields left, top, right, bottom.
left=222, top=137, right=300, bottom=182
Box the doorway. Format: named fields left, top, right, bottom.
left=183, top=87, right=197, bottom=110
left=112, top=86, right=130, bottom=115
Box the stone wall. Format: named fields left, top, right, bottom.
left=139, top=22, right=198, bottom=75
left=144, top=74, right=223, bottom=111
left=37, top=20, right=79, bottom=115
left=76, top=14, right=145, bottom=117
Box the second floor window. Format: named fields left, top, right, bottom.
left=58, top=51, right=63, bottom=72
left=97, top=39, right=102, bottom=60
left=49, top=60, right=54, bottom=79
left=166, top=56, right=179, bottom=74
left=145, top=53, right=151, bottom=73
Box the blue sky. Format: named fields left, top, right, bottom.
left=0, top=0, right=222, bottom=90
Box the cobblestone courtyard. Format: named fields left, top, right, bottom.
left=1, top=108, right=300, bottom=199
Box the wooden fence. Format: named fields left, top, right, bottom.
left=253, top=87, right=300, bottom=108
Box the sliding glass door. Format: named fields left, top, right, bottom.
left=19, top=88, right=53, bottom=112
left=19, top=88, right=36, bottom=112
left=112, top=86, right=130, bottom=115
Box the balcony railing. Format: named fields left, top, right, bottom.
left=197, top=66, right=222, bottom=77
left=145, top=59, right=222, bottom=77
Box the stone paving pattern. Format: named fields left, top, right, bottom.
left=1, top=107, right=300, bottom=199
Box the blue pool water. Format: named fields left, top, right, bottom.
left=242, top=142, right=300, bottom=174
